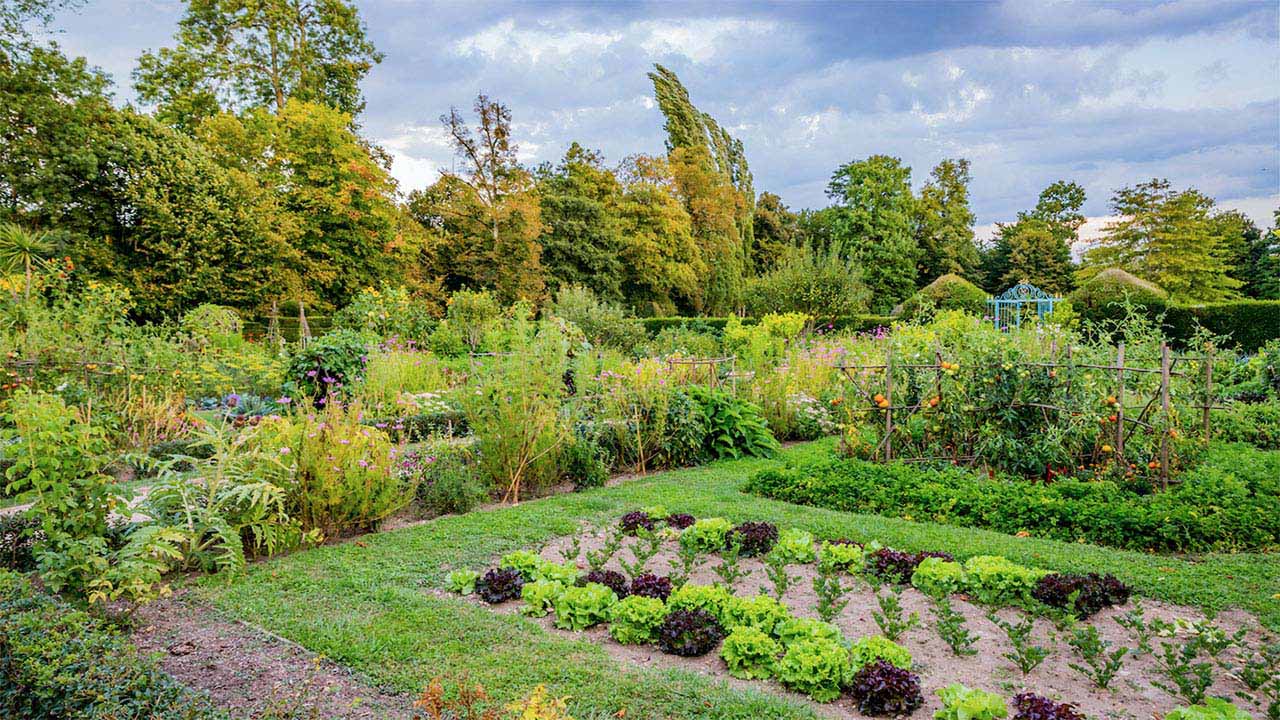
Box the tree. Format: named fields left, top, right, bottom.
left=1079, top=179, right=1241, bottom=302
left=752, top=191, right=799, bottom=273
left=409, top=95, right=544, bottom=305
left=825, top=155, right=919, bottom=313
left=669, top=144, right=746, bottom=314
left=534, top=143, right=626, bottom=302
left=1, top=0, right=81, bottom=58
left=744, top=245, right=867, bottom=324
left=914, top=158, right=978, bottom=284
left=134, top=0, right=383, bottom=131
left=1246, top=210, right=1280, bottom=299
left=983, top=180, right=1083, bottom=292
left=996, top=217, right=1074, bottom=294
left=613, top=154, right=704, bottom=315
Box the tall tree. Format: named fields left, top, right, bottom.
left=826, top=155, right=919, bottom=313
left=1246, top=209, right=1280, bottom=299
left=983, top=180, right=1083, bottom=292
left=534, top=143, right=626, bottom=302
left=409, top=95, right=544, bottom=305
left=751, top=191, right=799, bottom=273
left=1080, top=179, right=1241, bottom=301
left=915, top=158, right=978, bottom=284
left=134, top=0, right=382, bottom=132
left=614, top=154, right=704, bottom=315
left=995, top=217, right=1074, bottom=294
left=669, top=144, right=746, bottom=314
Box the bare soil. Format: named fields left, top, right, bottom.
left=462, top=525, right=1273, bottom=720
left=132, top=593, right=416, bottom=720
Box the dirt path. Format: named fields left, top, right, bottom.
left=132, top=593, right=417, bottom=720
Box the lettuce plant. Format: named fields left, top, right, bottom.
left=680, top=517, right=733, bottom=554
left=628, top=573, right=672, bottom=601
left=1012, top=693, right=1085, bottom=720
left=770, top=528, right=816, bottom=564
left=774, top=616, right=844, bottom=646
left=849, top=635, right=912, bottom=672
left=935, top=684, right=1008, bottom=720
left=850, top=659, right=924, bottom=716
left=867, top=548, right=952, bottom=584
left=667, top=583, right=734, bottom=625
left=476, top=567, right=524, bottom=604
left=446, top=569, right=479, bottom=595
left=521, top=579, right=566, bottom=617
left=533, top=560, right=580, bottom=586
left=579, top=568, right=629, bottom=598
left=818, top=540, right=866, bottom=573
left=665, top=513, right=696, bottom=530
left=963, top=555, right=1046, bottom=606
left=1032, top=572, right=1131, bottom=618
left=775, top=637, right=850, bottom=702
left=728, top=521, right=779, bottom=557
left=1164, top=699, right=1254, bottom=720
left=608, top=595, right=667, bottom=644
left=553, top=582, right=617, bottom=630
left=499, top=550, right=544, bottom=580
left=657, top=608, right=725, bottom=656
left=911, top=557, right=966, bottom=598
left=722, top=594, right=791, bottom=635
left=720, top=626, right=781, bottom=680
left=619, top=510, right=656, bottom=535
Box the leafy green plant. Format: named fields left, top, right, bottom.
left=712, top=537, right=748, bottom=590
left=686, top=385, right=780, bottom=460
left=1165, top=698, right=1254, bottom=720
left=775, top=616, right=845, bottom=646
left=656, top=608, right=725, bottom=656
left=770, top=528, right=816, bottom=564
left=912, top=557, right=966, bottom=598
left=872, top=586, right=920, bottom=641
left=935, top=683, right=1008, bottom=720
left=728, top=521, right=779, bottom=557
left=679, top=517, right=732, bottom=554
left=849, top=635, right=912, bottom=672
left=775, top=638, right=850, bottom=702
left=721, top=593, right=791, bottom=635
left=1151, top=621, right=1215, bottom=705
left=585, top=527, right=625, bottom=572
left=286, top=328, right=367, bottom=403
left=532, top=560, right=578, bottom=586
left=608, top=595, right=667, bottom=644
left=499, top=550, right=545, bottom=580
left=813, top=563, right=850, bottom=622
left=963, top=555, right=1046, bottom=606
left=762, top=550, right=796, bottom=600
left=667, top=583, right=734, bottom=626
left=851, top=660, right=924, bottom=716
left=557, top=536, right=581, bottom=564
left=1115, top=602, right=1154, bottom=656
left=446, top=569, right=479, bottom=595
left=552, top=582, right=617, bottom=630
left=932, top=597, right=978, bottom=656
left=521, top=579, right=566, bottom=618
left=817, top=540, right=865, bottom=573
left=1067, top=624, right=1128, bottom=689
left=668, top=537, right=702, bottom=590
left=720, top=626, right=781, bottom=680
left=989, top=613, right=1051, bottom=674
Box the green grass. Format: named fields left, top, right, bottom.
left=194, top=440, right=1280, bottom=717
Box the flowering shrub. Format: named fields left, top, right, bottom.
left=286, top=329, right=368, bottom=404
left=657, top=608, right=725, bottom=657
left=775, top=637, right=850, bottom=702
left=476, top=568, right=524, bottom=604
left=850, top=659, right=924, bottom=716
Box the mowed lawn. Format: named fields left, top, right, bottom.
left=193, top=440, right=1280, bottom=718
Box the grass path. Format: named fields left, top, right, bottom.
left=193, top=440, right=1280, bottom=717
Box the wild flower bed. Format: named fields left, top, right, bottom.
left=445, top=511, right=1278, bottom=718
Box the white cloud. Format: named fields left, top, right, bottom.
left=452, top=19, right=622, bottom=63
left=635, top=18, right=777, bottom=63
left=385, top=150, right=441, bottom=194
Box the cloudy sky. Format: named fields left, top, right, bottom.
left=44, top=0, right=1280, bottom=237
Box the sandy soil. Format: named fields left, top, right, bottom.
left=132, top=593, right=417, bottom=720
left=462, top=525, right=1273, bottom=720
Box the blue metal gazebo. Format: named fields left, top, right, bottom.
left=987, top=282, right=1061, bottom=330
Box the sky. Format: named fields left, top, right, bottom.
left=42, top=0, right=1280, bottom=240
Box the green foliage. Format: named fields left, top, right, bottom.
left=608, top=594, right=667, bottom=644
left=286, top=329, right=368, bottom=402
left=667, top=583, right=734, bottom=626
left=332, top=286, right=441, bottom=341
left=813, top=563, right=850, bottom=622
left=0, top=570, right=225, bottom=719
left=848, top=635, right=912, bottom=672
left=499, top=550, right=545, bottom=581
left=818, top=540, right=866, bottom=573
left=520, top=579, right=566, bottom=618
left=1164, top=699, right=1253, bottom=720
left=911, top=557, right=966, bottom=598
left=410, top=445, right=487, bottom=517
left=934, top=684, right=1008, bottom=720
left=549, top=284, right=644, bottom=352
left=721, top=593, right=791, bottom=635
left=1067, top=624, right=1128, bottom=688
left=872, top=586, right=921, bottom=640
left=915, top=159, right=980, bottom=284
left=931, top=597, right=978, bottom=656
left=826, top=154, right=920, bottom=312
left=774, top=616, right=844, bottom=647
left=962, top=555, right=1046, bottom=606
left=720, top=626, right=781, bottom=680
left=744, top=246, right=868, bottom=322
left=770, top=528, right=816, bottom=564
left=900, top=273, right=988, bottom=320
left=536, top=146, right=628, bottom=303
left=680, top=517, right=733, bottom=554
left=533, top=560, right=579, bottom=586
left=775, top=638, right=851, bottom=702
left=989, top=613, right=1051, bottom=674
left=446, top=569, right=479, bottom=595
left=552, top=582, right=617, bottom=630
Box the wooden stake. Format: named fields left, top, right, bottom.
left=1115, top=343, right=1125, bottom=459
left=884, top=346, right=894, bottom=462
left=1202, top=349, right=1214, bottom=442
left=1160, top=342, right=1171, bottom=489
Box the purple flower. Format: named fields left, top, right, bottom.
left=277, top=396, right=292, bottom=405
left=322, top=376, right=337, bottom=384
left=306, top=369, right=318, bottom=378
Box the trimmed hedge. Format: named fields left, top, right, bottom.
left=744, top=443, right=1280, bottom=553
left=0, top=570, right=225, bottom=720
left=900, top=274, right=988, bottom=319
left=639, top=315, right=894, bottom=337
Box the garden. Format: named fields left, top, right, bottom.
left=1, top=270, right=1278, bottom=720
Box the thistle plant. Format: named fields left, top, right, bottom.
left=931, top=597, right=978, bottom=656
left=872, top=586, right=920, bottom=641
left=1067, top=624, right=1128, bottom=689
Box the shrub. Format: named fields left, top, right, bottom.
left=619, top=510, right=656, bottom=535
left=521, top=579, right=566, bottom=618
left=743, top=246, right=869, bottom=323
left=1070, top=268, right=1169, bottom=318
left=849, top=635, right=913, bottom=672
left=911, top=557, right=966, bottom=598
left=728, top=521, right=779, bottom=557
left=770, top=528, right=816, bottom=564
left=722, top=594, right=791, bottom=635
left=286, top=328, right=368, bottom=403
left=628, top=573, right=672, bottom=601
left=1213, top=402, right=1280, bottom=450
left=0, top=570, right=224, bottom=720
left=476, top=567, right=524, bottom=604
left=775, top=637, right=851, bottom=702
left=180, top=303, right=243, bottom=347
left=1012, top=692, right=1085, bottom=720
left=332, top=285, right=440, bottom=342
left=446, top=569, right=479, bottom=595
left=687, top=385, right=781, bottom=460
left=579, top=569, right=629, bottom=599
left=774, top=616, right=844, bottom=646
left=561, top=432, right=610, bottom=489
left=406, top=445, right=486, bottom=517
left=553, top=583, right=617, bottom=630
left=680, top=517, right=733, bottom=554
left=1164, top=699, right=1253, bottom=720
left=963, top=556, right=1046, bottom=606
left=550, top=284, right=646, bottom=352
left=900, top=273, right=988, bottom=319
left=1031, top=573, right=1131, bottom=619
left=849, top=659, right=924, bottom=716
left=935, top=684, right=1008, bottom=720
left=720, top=626, right=782, bottom=680
left=608, top=594, right=667, bottom=644
left=657, top=608, right=725, bottom=657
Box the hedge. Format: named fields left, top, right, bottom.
left=638, top=315, right=894, bottom=337
left=1072, top=295, right=1279, bottom=352
left=743, top=443, right=1280, bottom=553
left=0, top=570, right=225, bottom=720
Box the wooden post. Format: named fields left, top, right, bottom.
left=1115, top=343, right=1125, bottom=459
left=1160, top=343, right=1171, bottom=489
left=1202, top=349, right=1214, bottom=442
left=884, top=346, right=894, bottom=462
left=297, top=302, right=312, bottom=346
